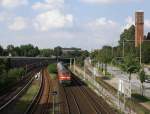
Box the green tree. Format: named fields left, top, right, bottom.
left=119, top=25, right=136, bottom=56
left=54, top=46, right=62, bottom=57
left=0, top=59, right=6, bottom=74
left=76, top=50, right=89, bottom=66
left=13, top=47, right=21, bottom=56
left=19, top=44, right=39, bottom=57
left=139, top=69, right=147, bottom=96
left=8, top=68, right=25, bottom=81
left=121, top=54, right=140, bottom=81
left=97, top=46, right=113, bottom=75
left=0, top=45, right=3, bottom=56
left=141, top=41, right=150, bottom=64
left=40, top=49, right=54, bottom=57
left=7, top=44, right=15, bottom=56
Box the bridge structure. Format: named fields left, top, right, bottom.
left=0, top=56, right=73, bottom=68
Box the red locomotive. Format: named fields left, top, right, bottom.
left=57, top=62, right=71, bottom=84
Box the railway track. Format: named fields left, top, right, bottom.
left=60, top=73, right=117, bottom=114
left=64, top=87, right=81, bottom=114
left=72, top=75, right=115, bottom=114
left=0, top=69, right=40, bottom=112
left=25, top=69, right=53, bottom=114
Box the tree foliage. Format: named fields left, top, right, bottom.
left=141, top=41, right=150, bottom=63
left=139, top=69, right=146, bottom=83
left=54, top=46, right=62, bottom=57
left=90, top=24, right=150, bottom=66
left=8, top=68, right=25, bottom=81
left=76, top=50, right=89, bottom=66
left=0, top=45, right=3, bottom=56
left=19, top=44, right=39, bottom=57
left=120, top=54, right=141, bottom=80
left=139, top=69, right=147, bottom=96
left=0, top=59, right=25, bottom=89
left=39, top=49, right=54, bottom=57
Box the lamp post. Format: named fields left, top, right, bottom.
left=123, top=39, right=125, bottom=57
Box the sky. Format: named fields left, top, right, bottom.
left=0, top=0, right=150, bottom=50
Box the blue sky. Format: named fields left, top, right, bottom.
left=0, top=0, right=150, bottom=50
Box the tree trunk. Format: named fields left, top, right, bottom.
left=129, top=73, right=131, bottom=81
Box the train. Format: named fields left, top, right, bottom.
left=57, top=62, right=71, bottom=85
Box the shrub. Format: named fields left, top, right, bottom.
left=48, top=64, right=57, bottom=73
left=8, top=68, right=25, bottom=81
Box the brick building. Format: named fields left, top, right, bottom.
left=135, top=11, right=144, bottom=47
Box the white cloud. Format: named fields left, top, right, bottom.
left=33, top=10, right=73, bottom=31
left=88, top=17, right=118, bottom=29
left=122, top=16, right=134, bottom=30
left=0, top=0, right=28, bottom=8
left=0, top=12, right=8, bottom=22
left=81, top=0, right=137, bottom=4
left=86, top=17, right=120, bottom=46
left=8, top=17, right=28, bottom=31
left=145, top=20, right=150, bottom=29
left=32, top=0, right=64, bottom=10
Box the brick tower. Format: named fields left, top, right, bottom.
left=135, top=11, right=144, bottom=47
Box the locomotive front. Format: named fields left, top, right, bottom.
left=57, top=62, right=71, bottom=85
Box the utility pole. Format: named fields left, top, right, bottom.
left=123, top=39, right=125, bottom=57
left=111, top=44, right=114, bottom=57
left=25, top=64, right=27, bottom=76
left=84, top=62, right=86, bottom=80
left=70, top=58, right=72, bottom=69
left=74, top=58, right=75, bottom=73
left=140, top=37, right=142, bottom=65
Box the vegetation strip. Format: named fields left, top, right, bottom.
left=24, top=74, right=42, bottom=114
left=16, top=79, right=40, bottom=114
left=0, top=77, right=34, bottom=111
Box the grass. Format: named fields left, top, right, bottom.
left=48, top=64, right=57, bottom=74
left=10, top=79, right=40, bottom=114
left=50, top=73, right=57, bottom=79
left=47, top=64, right=57, bottom=79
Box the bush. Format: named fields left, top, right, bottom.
left=8, top=68, right=25, bottom=81
left=48, top=64, right=57, bottom=73
left=0, top=67, right=25, bottom=90
left=0, top=72, right=7, bottom=86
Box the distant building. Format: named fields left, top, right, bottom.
left=135, top=11, right=144, bottom=47
left=62, top=48, right=82, bottom=54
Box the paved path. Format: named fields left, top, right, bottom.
left=106, top=65, right=150, bottom=98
